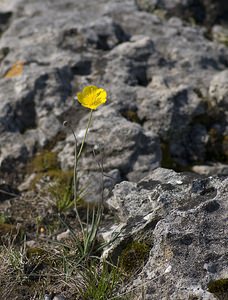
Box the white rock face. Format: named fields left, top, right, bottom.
left=209, top=70, right=228, bottom=104
left=107, top=168, right=228, bottom=300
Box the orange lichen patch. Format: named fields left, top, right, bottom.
left=4, top=61, right=24, bottom=78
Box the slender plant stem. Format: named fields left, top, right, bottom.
left=68, top=125, right=84, bottom=236
left=64, top=109, right=106, bottom=260
left=77, top=109, right=93, bottom=160
left=85, top=205, right=96, bottom=255
left=68, top=109, right=94, bottom=257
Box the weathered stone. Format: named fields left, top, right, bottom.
left=136, top=0, right=228, bottom=27
left=56, top=229, right=70, bottom=242
left=106, top=168, right=228, bottom=300
left=52, top=295, right=66, bottom=300
left=212, top=25, right=228, bottom=46
left=192, top=163, right=228, bottom=176
left=0, top=0, right=227, bottom=178
left=58, top=106, right=161, bottom=182
left=209, top=70, right=228, bottom=105
left=0, top=0, right=227, bottom=299
left=77, top=169, right=121, bottom=203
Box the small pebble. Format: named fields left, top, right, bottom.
left=53, top=295, right=66, bottom=300
left=26, top=240, right=36, bottom=247
left=44, top=293, right=51, bottom=300
left=56, top=229, right=70, bottom=241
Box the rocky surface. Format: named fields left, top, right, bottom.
left=0, top=0, right=227, bottom=184
left=0, top=0, right=227, bottom=299
left=106, top=168, right=228, bottom=300
left=136, top=0, right=228, bottom=27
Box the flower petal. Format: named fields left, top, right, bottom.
left=76, top=85, right=107, bottom=110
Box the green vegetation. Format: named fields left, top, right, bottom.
left=0, top=235, right=127, bottom=300
left=0, top=212, right=7, bottom=224
left=28, top=150, right=77, bottom=213
left=119, top=241, right=150, bottom=275
left=213, top=30, right=228, bottom=47
left=30, top=150, right=59, bottom=173
left=121, top=109, right=142, bottom=124
left=79, top=261, right=121, bottom=300
left=208, top=278, right=228, bottom=300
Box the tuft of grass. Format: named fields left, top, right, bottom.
left=77, top=260, right=123, bottom=300
left=0, top=239, right=126, bottom=300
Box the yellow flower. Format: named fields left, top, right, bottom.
left=77, top=85, right=107, bottom=110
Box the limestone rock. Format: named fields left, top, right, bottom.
left=0, top=0, right=228, bottom=179
left=106, top=168, right=228, bottom=300
left=58, top=106, right=161, bottom=183
left=191, top=163, right=228, bottom=176
left=136, top=0, right=228, bottom=27
left=209, top=70, right=228, bottom=105
left=0, top=0, right=227, bottom=299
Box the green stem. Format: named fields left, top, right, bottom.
left=69, top=109, right=93, bottom=258
left=69, top=125, right=84, bottom=237
left=77, top=109, right=93, bottom=160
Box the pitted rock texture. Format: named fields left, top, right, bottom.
left=136, top=0, right=228, bottom=27
left=106, top=168, right=228, bottom=300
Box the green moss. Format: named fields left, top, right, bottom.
left=188, top=297, right=199, bottom=300
left=26, top=247, right=47, bottom=259
left=29, top=150, right=68, bottom=193
left=208, top=278, right=228, bottom=299
left=0, top=213, right=6, bottom=224
left=121, top=110, right=142, bottom=124
left=213, top=31, right=228, bottom=47
left=0, top=223, right=17, bottom=235
left=28, top=148, right=80, bottom=213
left=29, top=150, right=59, bottom=173
left=153, top=9, right=167, bottom=20
left=119, top=241, right=150, bottom=275
left=45, top=169, right=73, bottom=183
